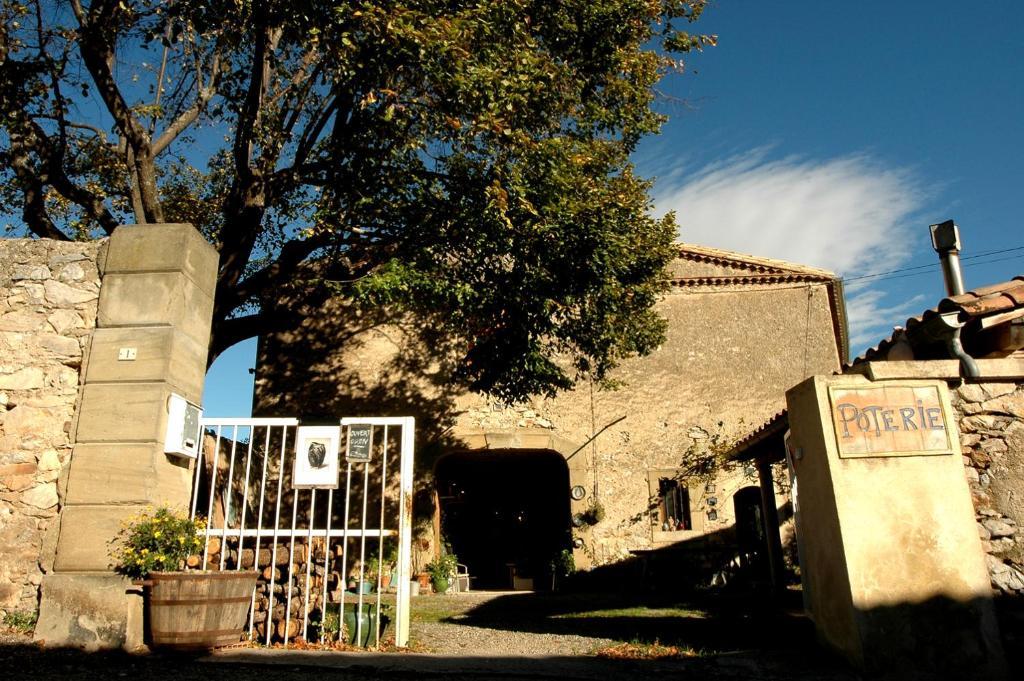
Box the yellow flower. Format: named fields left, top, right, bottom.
left=154, top=531, right=162, bottom=538
left=140, top=548, right=149, bottom=555
left=156, top=554, right=165, bottom=562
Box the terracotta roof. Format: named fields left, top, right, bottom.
left=847, top=275, right=1024, bottom=367
left=675, top=243, right=836, bottom=280
left=938, top=276, right=1024, bottom=320
left=668, top=273, right=833, bottom=289
left=725, top=410, right=789, bottom=462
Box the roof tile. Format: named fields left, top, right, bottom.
left=848, top=274, right=1024, bottom=368
left=676, top=243, right=837, bottom=279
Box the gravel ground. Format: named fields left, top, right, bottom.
left=414, top=619, right=615, bottom=656
left=411, top=592, right=616, bottom=656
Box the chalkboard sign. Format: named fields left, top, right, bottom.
left=346, top=424, right=373, bottom=462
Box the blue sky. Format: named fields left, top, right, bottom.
left=203, top=0, right=1024, bottom=416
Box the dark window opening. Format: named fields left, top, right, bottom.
left=658, top=477, right=692, bottom=531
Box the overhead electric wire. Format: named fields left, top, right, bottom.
left=843, top=245, right=1024, bottom=283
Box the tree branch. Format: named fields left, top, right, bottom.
left=150, top=21, right=171, bottom=135
left=232, top=23, right=275, bottom=182
left=122, top=141, right=146, bottom=223
left=68, top=0, right=85, bottom=24
left=3, top=111, right=119, bottom=234
left=226, top=232, right=336, bottom=310
left=291, top=93, right=341, bottom=171
left=75, top=2, right=164, bottom=222
left=270, top=46, right=319, bottom=107
left=208, top=313, right=268, bottom=367
left=152, top=46, right=220, bottom=155
left=36, top=117, right=109, bottom=141
left=215, top=20, right=281, bottom=321
left=6, top=141, right=69, bottom=240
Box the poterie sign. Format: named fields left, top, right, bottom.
left=828, top=384, right=954, bottom=459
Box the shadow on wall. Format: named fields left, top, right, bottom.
left=849, top=594, right=1014, bottom=680
left=570, top=500, right=798, bottom=595
left=253, top=293, right=472, bottom=540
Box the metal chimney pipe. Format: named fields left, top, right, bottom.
left=929, top=220, right=965, bottom=297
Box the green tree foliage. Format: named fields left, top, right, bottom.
left=0, top=0, right=714, bottom=400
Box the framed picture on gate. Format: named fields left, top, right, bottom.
left=293, top=426, right=341, bottom=489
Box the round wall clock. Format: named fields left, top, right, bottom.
left=570, top=485, right=586, bottom=501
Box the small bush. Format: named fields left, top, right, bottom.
left=578, top=501, right=605, bottom=526
left=3, top=610, right=37, bottom=634
left=425, top=552, right=458, bottom=592
left=550, top=549, right=576, bottom=578
left=113, top=507, right=206, bottom=579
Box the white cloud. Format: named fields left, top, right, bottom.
left=652, top=148, right=925, bottom=276
left=845, top=290, right=927, bottom=351
left=651, top=149, right=930, bottom=353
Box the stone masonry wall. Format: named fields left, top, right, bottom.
left=0, top=238, right=104, bottom=615
left=953, top=380, right=1024, bottom=595
left=256, top=271, right=842, bottom=573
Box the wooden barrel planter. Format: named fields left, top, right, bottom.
left=143, top=571, right=258, bottom=649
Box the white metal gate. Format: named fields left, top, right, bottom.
left=188, top=417, right=414, bottom=648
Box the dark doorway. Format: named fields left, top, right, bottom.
left=733, top=485, right=770, bottom=581
left=435, top=449, right=572, bottom=590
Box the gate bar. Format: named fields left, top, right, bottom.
left=395, top=416, right=415, bottom=647
left=355, top=426, right=372, bottom=648
left=203, top=528, right=397, bottom=538
left=265, top=426, right=291, bottom=645
left=319, top=487, right=334, bottom=644
left=219, top=426, right=240, bottom=571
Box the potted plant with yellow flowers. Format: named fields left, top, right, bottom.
left=115, top=507, right=258, bottom=649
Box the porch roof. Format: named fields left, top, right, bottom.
left=724, top=410, right=789, bottom=464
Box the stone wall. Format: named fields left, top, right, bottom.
left=953, top=380, right=1024, bottom=595
left=0, top=238, right=104, bottom=615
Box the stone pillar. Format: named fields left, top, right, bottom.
left=35, top=224, right=217, bottom=650
left=786, top=374, right=1006, bottom=679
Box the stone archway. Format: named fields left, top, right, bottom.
left=435, top=429, right=591, bottom=586
left=435, top=449, right=570, bottom=589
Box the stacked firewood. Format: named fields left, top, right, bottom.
left=189, top=536, right=357, bottom=642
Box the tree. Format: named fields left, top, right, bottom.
left=0, top=0, right=715, bottom=401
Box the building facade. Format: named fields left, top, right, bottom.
left=254, top=244, right=848, bottom=587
